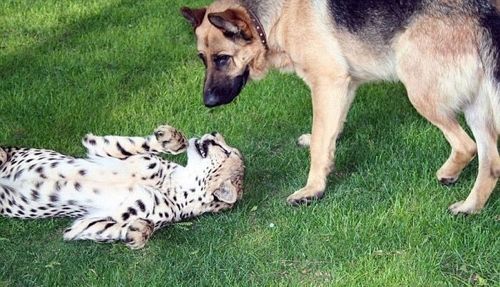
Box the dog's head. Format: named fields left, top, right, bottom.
left=181, top=4, right=268, bottom=107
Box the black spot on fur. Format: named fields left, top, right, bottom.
left=74, top=182, right=82, bottom=191
left=122, top=212, right=130, bottom=221
left=86, top=219, right=108, bottom=229
left=78, top=169, right=87, bottom=176
left=101, top=222, right=116, bottom=232
left=148, top=162, right=157, bottom=169
left=136, top=200, right=146, bottom=212
left=128, top=207, right=137, bottom=216
left=13, top=170, right=23, bottom=180
left=116, top=142, right=132, bottom=157
left=49, top=194, right=59, bottom=202
left=88, top=139, right=96, bottom=145
left=141, top=142, right=150, bottom=151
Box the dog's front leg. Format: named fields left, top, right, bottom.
left=287, top=75, right=356, bottom=205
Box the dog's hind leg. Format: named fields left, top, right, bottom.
left=416, top=110, right=475, bottom=186
left=400, top=82, right=477, bottom=185
left=449, top=96, right=499, bottom=214
left=396, top=20, right=479, bottom=186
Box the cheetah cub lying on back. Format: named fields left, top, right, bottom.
left=0, top=125, right=244, bottom=249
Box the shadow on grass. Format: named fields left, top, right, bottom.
left=0, top=0, right=197, bottom=145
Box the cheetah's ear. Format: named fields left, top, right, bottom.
left=213, top=181, right=238, bottom=204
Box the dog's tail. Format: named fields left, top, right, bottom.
left=479, top=5, right=500, bottom=133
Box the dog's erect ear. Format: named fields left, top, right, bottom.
left=208, top=9, right=253, bottom=41
left=180, top=7, right=207, bottom=29
left=213, top=180, right=238, bottom=204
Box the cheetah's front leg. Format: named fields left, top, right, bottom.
left=83, top=125, right=188, bottom=159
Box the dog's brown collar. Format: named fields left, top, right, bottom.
left=246, top=8, right=269, bottom=50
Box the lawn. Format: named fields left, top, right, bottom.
left=0, top=0, right=498, bottom=286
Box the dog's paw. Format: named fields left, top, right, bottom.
left=436, top=164, right=463, bottom=186
left=124, top=219, right=154, bottom=249
left=296, top=134, right=311, bottom=148
left=153, top=125, right=188, bottom=155
left=437, top=175, right=459, bottom=186
left=286, top=186, right=324, bottom=206
left=448, top=200, right=479, bottom=215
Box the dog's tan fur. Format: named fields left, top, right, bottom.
left=182, top=0, right=499, bottom=214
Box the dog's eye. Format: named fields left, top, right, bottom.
left=198, top=53, right=207, bottom=67
left=213, top=55, right=231, bottom=68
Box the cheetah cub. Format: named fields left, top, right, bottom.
left=0, top=125, right=244, bottom=249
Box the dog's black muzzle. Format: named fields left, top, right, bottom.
left=203, top=67, right=249, bottom=108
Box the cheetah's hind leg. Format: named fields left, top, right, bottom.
left=63, top=217, right=120, bottom=243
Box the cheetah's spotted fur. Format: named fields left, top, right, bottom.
left=0, top=125, right=244, bottom=249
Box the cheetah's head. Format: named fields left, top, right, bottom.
left=187, top=132, right=245, bottom=212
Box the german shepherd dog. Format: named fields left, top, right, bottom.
left=181, top=0, right=500, bottom=214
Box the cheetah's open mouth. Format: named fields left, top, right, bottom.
left=194, top=139, right=209, bottom=158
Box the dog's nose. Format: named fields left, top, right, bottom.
left=204, top=89, right=220, bottom=107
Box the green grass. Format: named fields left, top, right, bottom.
left=0, top=0, right=498, bottom=286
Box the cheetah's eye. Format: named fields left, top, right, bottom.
left=212, top=142, right=230, bottom=156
